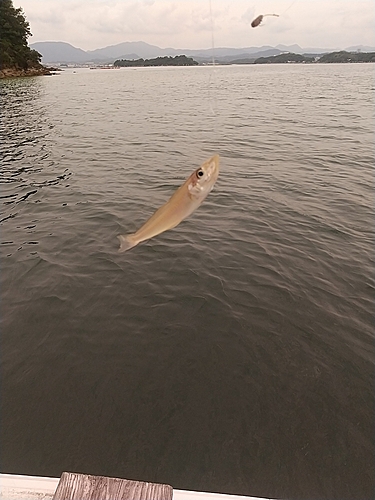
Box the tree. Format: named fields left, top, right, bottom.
left=114, top=55, right=199, bottom=67
left=0, top=0, right=42, bottom=69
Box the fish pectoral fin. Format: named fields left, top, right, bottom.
left=118, top=234, right=138, bottom=253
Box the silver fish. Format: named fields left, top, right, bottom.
left=118, top=154, right=219, bottom=252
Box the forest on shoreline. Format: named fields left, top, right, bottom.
left=114, top=55, right=199, bottom=67
left=0, top=0, right=49, bottom=78
left=253, top=50, right=375, bottom=64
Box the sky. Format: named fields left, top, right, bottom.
left=14, top=0, right=375, bottom=51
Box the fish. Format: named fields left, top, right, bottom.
left=118, top=154, right=220, bottom=252
left=251, top=13, right=279, bottom=28
left=251, top=14, right=264, bottom=27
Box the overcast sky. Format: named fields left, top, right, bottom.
left=15, top=0, right=375, bottom=51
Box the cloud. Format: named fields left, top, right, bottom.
left=15, top=0, right=375, bottom=51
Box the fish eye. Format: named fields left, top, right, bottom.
left=196, top=169, right=204, bottom=178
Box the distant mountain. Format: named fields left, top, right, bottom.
left=30, top=41, right=283, bottom=63
left=345, top=44, right=375, bottom=52
left=275, top=44, right=340, bottom=54
left=30, top=41, right=175, bottom=63
left=208, top=48, right=283, bottom=64
left=87, top=41, right=169, bottom=60
left=276, top=44, right=304, bottom=53
left=30, top=41, right=88, bottom=63
left=182, top=45, right=276, bottom=58
left=29, top=40, right=375, bottom=65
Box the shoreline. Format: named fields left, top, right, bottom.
left=0, top=65, right=58, bottom=79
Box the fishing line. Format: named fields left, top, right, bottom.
left=251, top=0, right=299, bottom=28
left=207, top=0, right=299, bottom=141
left=209, top=0, right=215, bottom=67
left=272, top=0, right=299, bottom=21
left=281, top=0, right=298, bottom=16
left=208, top=0, right=218, bottom=134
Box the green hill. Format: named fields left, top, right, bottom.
left=0, top=0, right=49, bottom=77
left=114, top=55, right=199, bottom=67
left=255, top=53, right=314, bottom=64
left=253, top=50, right=375, bottom=65
left=318, top=51, right=375, bottom=63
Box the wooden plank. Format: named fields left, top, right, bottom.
left=52, top=472, right=173, bottom=500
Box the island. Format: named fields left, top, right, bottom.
left=318, top=51, right=375, bottom=63
left=114, top=55, right=199, bottom=67
left=0, top=0, right=51, bottom=78
left=253, top=50, right=375, bottom=64
left=255, top=53, right=314, bottom=64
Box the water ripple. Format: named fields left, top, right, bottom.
left=0, top=64, right=374, bottom=500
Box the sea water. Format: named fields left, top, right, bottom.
left=1, top=63, right=374, bottom=499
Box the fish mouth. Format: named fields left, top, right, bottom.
left=205, top=154, right=220, bottom=182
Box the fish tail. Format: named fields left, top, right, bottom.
left=117, top=234, right=138, bottom=253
